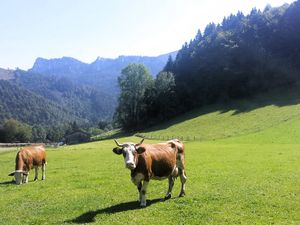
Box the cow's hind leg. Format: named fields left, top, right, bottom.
left=42, top=163, right=46, bottom=180
left=179, top=168, right=187, bottom=197
left=164, top=176, right=175, bottom=200
left=34, top=166, right=38, bottom=181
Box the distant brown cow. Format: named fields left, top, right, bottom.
left=8, top=145, right=46, bottom=185
left=113, top=139, right=186, bottom=207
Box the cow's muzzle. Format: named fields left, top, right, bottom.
left=126, top=162, right=136, bottom=170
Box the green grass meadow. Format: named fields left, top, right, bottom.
left=1, top=139, right=300, bottom=224
left=1, top=90, right=300, bottom=224
left=138, top=87, right=300, bottom=142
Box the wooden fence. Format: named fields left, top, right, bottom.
left=135, top=133, right=204, bottom=142
left=0, top=143, right=60, bottom=148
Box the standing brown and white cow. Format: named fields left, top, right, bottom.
left=8, top=145, right=46, bottom=185
left=113, top=138, right=186, bottom=207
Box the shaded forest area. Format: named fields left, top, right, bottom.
left=114, top=1, right=300, bottom=130
left=168, top=1, right=300, bottom=112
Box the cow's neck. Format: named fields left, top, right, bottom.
left=15, top=153, right=25, bottom=171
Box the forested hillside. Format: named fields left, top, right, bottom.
left=0, top=80, right=86, bottom=126
left=167, top=1, right=300, bottom=111
left=13, top=70, right=115, bottom=123
left=114, top=1, right=300, bottom=129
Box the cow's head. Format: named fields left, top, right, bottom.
left=113, top=139, right=145, bottom=170
left=8, top=170, right=28, bottom=185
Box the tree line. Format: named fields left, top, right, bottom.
left=0, top=119, right=109, bottom=143
left=114, top=1, right=300, bottom=130
left=113, top=64, right=177, bottom=129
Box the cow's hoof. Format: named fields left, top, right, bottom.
left=164, top=194, right=171, bottom=200
left=140, top=203, right=146, bottom=208
left=179, top=192, right=185, bottom=197
left=34, top=178, right=38, bottom=181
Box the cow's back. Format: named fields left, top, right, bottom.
left=18, top=145, right=46, bottom=169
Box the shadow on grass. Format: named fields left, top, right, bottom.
left=65, top=198, right=162, bottom=224
left=0, top=180, right=15, bottom=185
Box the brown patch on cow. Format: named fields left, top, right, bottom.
left=131, top=143, right=180, bottom=181
left=15, top=145, right=46, bottom=171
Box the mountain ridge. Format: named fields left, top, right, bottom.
left=29, top=51, right=177, bottom=101
left=0, top=51, right=176, bottom=127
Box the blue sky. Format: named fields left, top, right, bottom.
left=0, top=0, right=295, bottom=69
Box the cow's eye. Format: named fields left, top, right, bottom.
left=122, top=152, right=126, bottom=158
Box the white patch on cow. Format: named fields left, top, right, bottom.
left=123, top=144, right=136, bottom=169
left=171, top=166, right=178, bottom=177
left=24, top=174, right=29, bottom=184
left=14, top=170, right=23, bottom=185
left=140, top=181, right=149, bottom=207
left=131, top=173, right=144, bottom=185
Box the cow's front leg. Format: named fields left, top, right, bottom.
left=165, top=176, right=175, bottom=200
left=137, top=182, right=142, bottom=202
left=23, top=173, right=29, bottom=184
left=132, top=173, right=144, bottom=202
left=140, top=181, right=149, bottom=207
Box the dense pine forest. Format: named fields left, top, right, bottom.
left=114, top=1, right=300, bottom=129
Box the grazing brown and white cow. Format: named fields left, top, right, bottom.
left=8, top=145, right=46, bottom=185
left=113, top=138, right=186, bottom=207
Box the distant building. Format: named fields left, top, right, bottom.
left=64, top=131, right=91, bottom=145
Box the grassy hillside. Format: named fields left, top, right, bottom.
left=138, top=87, right=300, bottom=143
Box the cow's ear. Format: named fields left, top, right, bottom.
left=8, top=172, right=15, bottom=176
left=136, top=146, right=146, bottom=154
left=113, top=147, right=123, bottom=155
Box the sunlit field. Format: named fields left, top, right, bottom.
left=1, top=136, right=300, bottom=224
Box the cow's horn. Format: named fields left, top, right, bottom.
left=138, top=138, right=144, bottom=145
left=114, top=139, right=123, bottom=147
